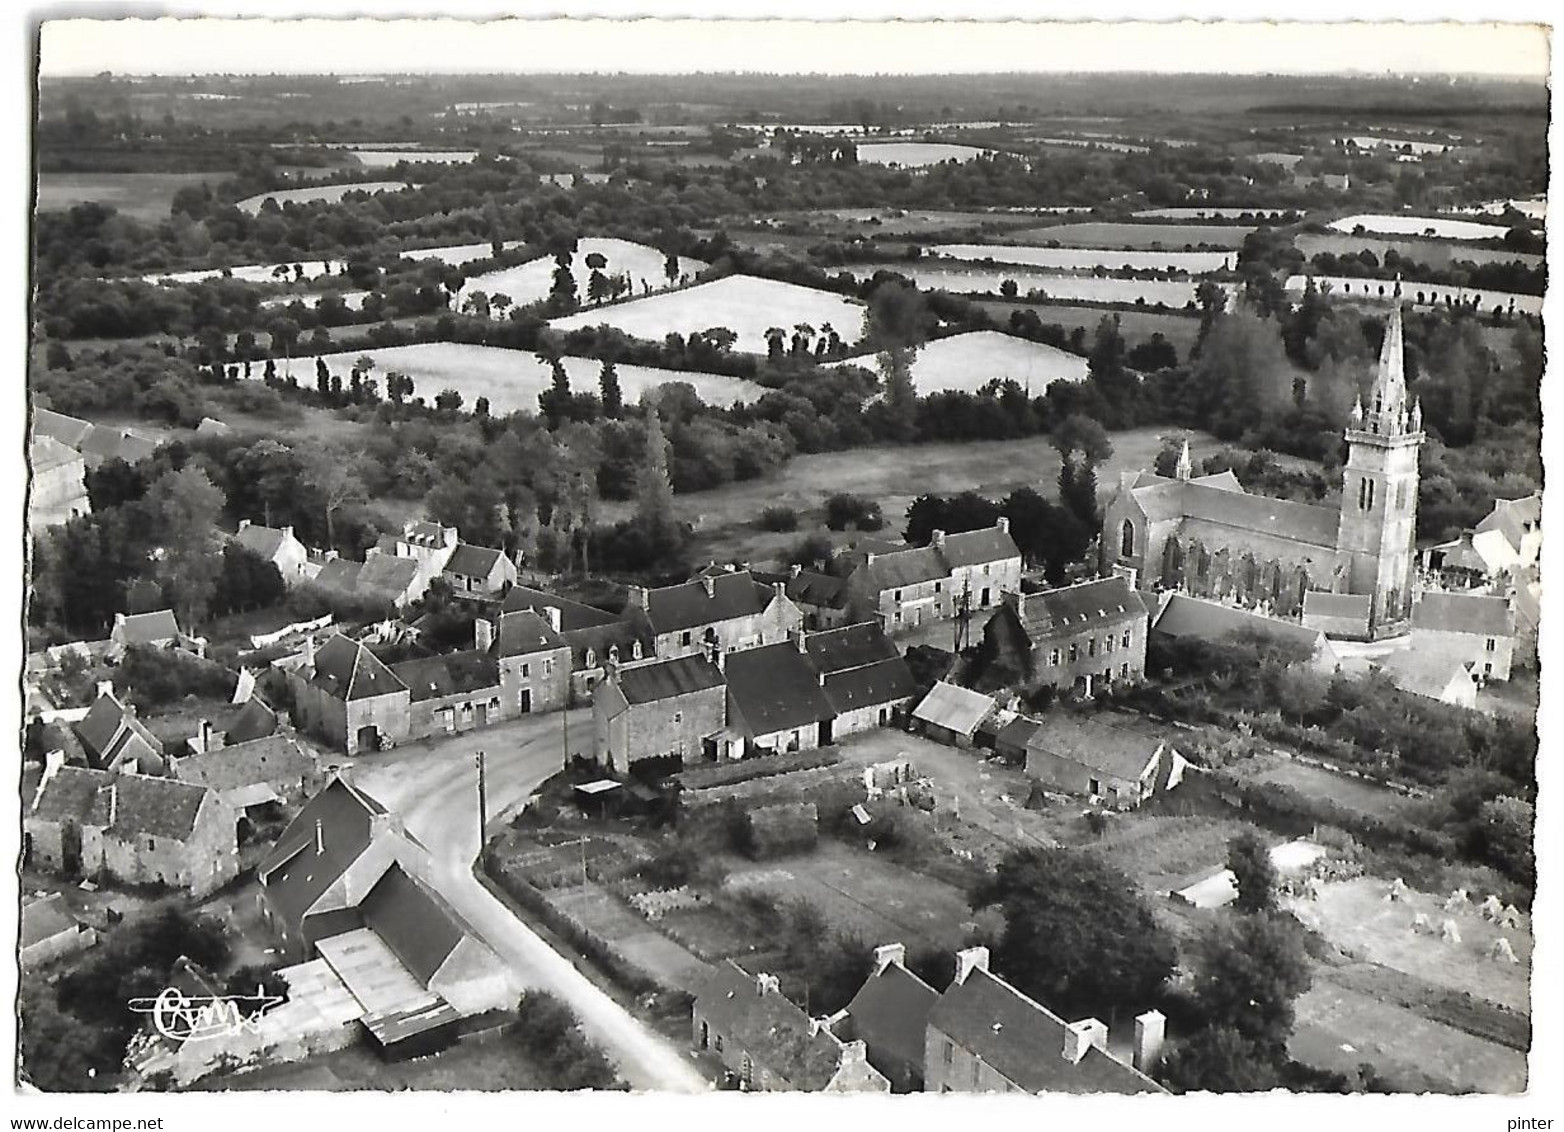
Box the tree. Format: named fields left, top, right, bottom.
left=145, top=464, right=226, bottom=625
left=214, top=543, right=286, bottom=617
left=1477, top=796, right=1535, bottom=886
left=663, top=252, right=678, bottom=286
left=1050, top=413, right=1114, bottom=531
left=972, top=848, right=1175, bottom=1019
left=1227, top=830, right=1278, bottom=914
left=549, top=253, right=579, bottom=314
left=636, top=400, right=679, bottom=544
left=304, top=445, right=366, bottom=550
left=599, top=359, right=624, bottom=419
left=1186, top=914, right=1312, bottom=1055
left=1159, top=1026, right=1281, bottom=1093
left=1191, top=306, right=1293, bottom=439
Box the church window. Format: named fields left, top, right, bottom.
left=1120, top=520, right=1135, bottom=558
left=1367, top=480, right=1375, bottom=510
left=1486, top=638, right=1496, bottom=653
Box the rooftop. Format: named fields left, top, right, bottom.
left=1024, top=712, right=1165, bottom=782
left=444, top=542, right=506, bottom=579
left=1413, top=592, right=1515, bottom=637
left=390, top=649, right=501, bottom=702
left=911, top=680, right=995, bottom=736
left=614, top=653, right=725, bottom=706
left=308, top=634, right=408, bottom=702
left=639, top=571, right=771, bottom=634
left=723, top=642, right=836, bottom=736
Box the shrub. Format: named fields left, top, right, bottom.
left=825, top=492, right=884, bottom=531
left=512, top=991, right=624, bottom=1090
left=757, top=505, right=800, bottom=532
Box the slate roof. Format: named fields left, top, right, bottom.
left=1413, top=592, right=1515, bottom=637
left=403, top=520, right=452, bottom=547
left=641, top=571, right=769, bottom=634
left=32, top=767, right=212, bottom=841
left=75, top=692, right=164, bottom=769
left=996, top=715, right=1042, bottom=752
left=752, top=569, right=849, bottom=610
left=911, top=681, right=995, bottom=736
left=357, top=555, right=421, bottom=602
left=1378, top=650, right=1475, bottom=703
left=1127, top=472, right=1339, bottom=548
left=1024, top=713, right=1164, bottom=782
left=1153, top=593, right=1331, bottom=655
left=234, top=523, right=290, bottom=561
left=308, top=634, right=409, bottom=702
left=804, top=622, right=900, bottom=674
left=259, top=776, right=388, bottom=934
left=313, top=559, right=363, bottom=592
left=822, top=658, right=919, bottom=714
left=694, top=960, right=845, bottom=1090
left=224, top=698, right=280, bottom=745
left=444, top=543, right=506, bottom=580
left=31, top=435, right=81, bottom=475
left=857, top=545, right=948, bottom=592
left=33, top=407, right=94, bottom=449
left=723, top=643, right=836, bottom=736
left=493, top=609, right=568, bottom=659
left=390, top=650, right=501, bottom=702
left=360, top=864, right=464, bottom=984
left=1006, top=577, right=1147, bottom=642
left=844, top=961, right=939, bottom=1077
left=501, top=585, right=622, bottom=631
left=1302, top=591, right=1373, bottom=620
left=172, top=733, right=317, bottom=793
left=615, top=654, right=725, bottom=706
left=21, top=893, right=83, bottom=949
left=939, top=524, right=1020, bottom=569
left=116, top=609, right=181, bottom=645
left=1475, top=492, right=1541, bottom=553
left=79, top=427, right=158, bottom=465
left=929, top=967, right=1165, bottom=1094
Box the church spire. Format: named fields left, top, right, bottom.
left=1365, top=300, right=1409, bottom=435
left=1175, top=438, right=1192, bottom=482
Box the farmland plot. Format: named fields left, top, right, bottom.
left=1011, top=222, right=1255, bottom=249
left=458, top=237, right=706, bottom=311
left=234, top=180, right=418, bottom=215
left=1296, top=233, right=1543, bottom=270
left=1132, top=206, right=1298, bottom=221
left=831, top=330, right=1087, bottom=393
left=1327, top=213, right=1511, bottom=241
left=929, top=243, right=1232, bottom=273
left=346, top=149, right=479, bottom=167
left=855, top=142, right=991, bottom=165
left=550, top=274, right=866, bottom=355
left=35, top=171, right=234, bottom=223
left=848, top=263, right=1223, bottom=307
left=305, top=341, right=766, bottom=415
left=1285, top=275, right=1542, bottom=316
left=141, top=258, right=344, bottom=285
left=1028, top=136, right=1149, bottom=153
left=402, top=240, right=524, bottom=267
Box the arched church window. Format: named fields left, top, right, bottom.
left=1120, top=520, right=1135, bottom=558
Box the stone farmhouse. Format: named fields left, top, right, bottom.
left=1411, top=591, right=1518, bottom=683
left=627, top=568, right=803, bottom=659
left=76, top=682, right=166, bottom=774
left=1022, top=712, right=1188, bottom=809
left=500, top=584, right=654, bottom=700
left=978, top=575, right=1149, bottom=698
left=29, top=434, right=90, bottom=532
left=593, top=653, right=728, bottom=771
left=234, top=520, right=311, bottom=584
left=842, top=521, right=1022, bottom=633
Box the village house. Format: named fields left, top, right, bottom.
left=803, top=622, right=918, bottom=736
left=33, top=406, right=95, bottom=450
left=752, top=566, right=853, bottom=630
left=691, top=961, right=890, bottom=1093
left=910, top=681, right=997, bottom=748
left=1411, top=591, right=1518, bottom=683
left=20, top=893, right=98, bottom=969
left=627, top=569, right=803, bottom=659
left=109, top=608, right=205, bottom=661
left=1472, top=491, right=1542, bottom=578
left=592, top=653, right=727, bottom=771
left=234, top=519, right=310, bottom=584
left=1376, top=650, right=1479, bottom=710
left=182, top=697, right=283, bottom=756
left=723, top=639, right=837, bottom=757
left=1300, top=591, right=1374, bottom=640
left=316, top=554, right=425, bottom=611
left=29, top=435, right=91, bottom=532
left=75, top=682, right=166, bottom=774
left=979, top=576, right=1150, bottom=698
left=843, top=521, right=1022, bottom=632
left=1151, top=592, right=1343, bottom=674
left=441, top=542, right=518, bottom=598
left=831, top=943, right=940, bottom=1092
left=171, top=731, right=322, bottom=813
left=924, top=947, right=1167, bottom=1095
left=500, top=584, right=654, bottom=700
left=486, top=609, right=573, bottom=715
left=390, top=650, right=505, bottom=741
left=78, top=425, right=159, bottom=469
left=1023, top=712, right=1188, bottom=809
left=26, top=763, right=239, bottom=897
left=368, top=519, right=461, bottom=602
left=287, top=634, right=411, bottom=755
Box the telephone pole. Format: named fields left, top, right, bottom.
left=954, top=575, right=972, bottom=653
left=475, top=750, right=488, bottom=865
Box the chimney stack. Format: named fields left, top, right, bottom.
left=315, top=818, right=324, bottom=856
left=543, top=605, right=562, bottom=633
left=1063, top=1018, right=1108, bottom=1065
left=996, top=516, right=1010, bottom=535
left=794, top=628, right=808, bottom=654
left=96, top=680, right=115, bottom=700
left=872, top=942, right=906, bottom=976
left=627, top=585, right=649, bottom=610
left=304, top=634, right=317, bottom=668
left=114, top=613, right=127, bottom=629
left=701, top=575, right=716, bottom=599
left=1133, top=1010, right=1166, bottom=1075
left=790, top=564, right=802, bottom=579
left=199, top=719, right=213, bottom=752
left=954, top=946, right=989, bottom=986
left=475, top=618, right=495, bottom=652
left=239, top=519, right=251, bottom=531
left=773, top=581, right=786, bottom=603
left=370, top=810, right=405, bottom=840
left=108, top=783, right=119, bottom=828
left=932, top=529, right=946, bottom=549
left=283, top=525, right=294, bottom=540
left=756, top=973, right=780, bottom=997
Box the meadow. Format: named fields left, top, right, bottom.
left=305, top=341, right=767, bottom=415
left=1027, top=136, right=1149, bottom=153
left=1011, top=222, right=1256, bottom=249
left=1131, top=207, right=1298, bottom=221
left=854, top=142, right=991, bottom=166
left=35, top=171, right=233, bottom=223
left=141, top=259, right=344, bottom=285
left=1296, top=233, right=1543, bottom=269
left=233, top=180, right=418, bottom=215
left=1327, top=214, right=1511, bottom=241
left=850, top=263, right=1218, bottom=307
left=458, top=237, right=706, bottom=311
left=971, top=301, right=1202, bottom=358
left=549, top=274, right=866, bottom=355
left=345, top=149, right=479, bottom=168
left=1285, top=275, right=1542, bottom=316
left=831, top=330, right=1088, bottom=394
left=927, top=243, right=1232, bottom=273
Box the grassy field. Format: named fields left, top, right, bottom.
left=458, top=237, right=706, bottom=310
left=347, top=149, right=478, bottom=167
left=1231, top=753, right=1422, bottom=822
left=1284, top=275, right=1542, bottom=316
left=1295, top=232, right=1543, bottom=269
left=781, top=208, right=1040, bottom=237
left=856, top=142, right=991, bottom=166
left=234, top=180, right=417, bottom=215
left=928, top=243, right=1233, bottom=273
left=550, top=274, right=867, bottom=355
left=1326, top=213, right=1511, bottom=241
left=851, top=263, right=1214, bottom=307
left=35, top=171, right=234, bottom=222
left=831, top=330, right=1088, bottom=394
left=972, top=301, right=1203, bottom=358
left=1011, top=222, right=1255, bottom=250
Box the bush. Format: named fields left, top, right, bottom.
left=118, top=646, right=235, bottom=709
left=824, top=492, right=884, bottom=531
left=785, top=532, right=834, bottom=569
left=511, top=991, right=624, bottom=1090
left=757, top=505, right=799, bottom=532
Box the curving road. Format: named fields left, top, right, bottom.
left=353, top=710, right=709, bottom=1093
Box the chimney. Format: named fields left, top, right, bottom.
left=543, top=605, right=562, bottom=633
left=114, top=612, right=126, bottom=629
left=790, top=564, right=802, bottom=579
left=1063, top=1018, right=1108, bottom=1065
left=108, top=783, right=119, bottom=829
left=370, top=810, right=405, bottom=840
left=1133, top=1010, right=1166, bottom=1075
left=198, top=719, right=213, bottom=753
left=475, top=618, right=494, bottom=652
left=794, top=628, right=808, bottom=654
left=239, top=519, right=251, bottom=531
left=304, top=635, right=317, bottom=668
left=627, top=585, right=649, bottom=610
left=315, top=818, right=324, bottom=855
left=283, top=525, right=294, bottom=540
left=701, top=575, right=716, bottom=599
left=96, top=680, right=115, bottom=699
left=756, top=973, right=780, bottom=997
left=872, top=942, right=906, bottom=975
left=773, top=581, right=786, bottom=603
left=996, top=516, right=1010, bottom=535
left=864, top=552, right=877, bottom=565
left=932, top=529, right=946, bottom=548
left=838, top=1039, right=869, bottom=1068
left=954, top=946, right=989, bottom=985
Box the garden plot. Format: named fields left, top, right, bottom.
left=305, top=342, right=766, bottom=415
left=234, top=181, right=418, bottom=215
left=849, top=263, right=1219, bottom=307
left=1295, top=233, right=1543, bottom=269
left=550, top=274, right=866, bottom=355
left=855, top=142, right=991, bottom=166
left=458, top=237, right=706, bottom=311
left=929, top=243, right=1232, bottom=273
left=1327, top=213, right=1511, bottom=241
left=1011, top=222, right=1255, bottom=250
left=1285, top=275, right=1542, bottom=316
left=832, top=330, right=1087, bottom=394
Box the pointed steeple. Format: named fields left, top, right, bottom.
left=1175, top=438, right=1193, bottom=482
left=1367, top=300, right=1408, bottom=434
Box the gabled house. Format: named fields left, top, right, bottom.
left=1300, top=591, right=1373, bottom=640
left=832, top=943, right=939, bottom=1092
left=442, top=543, right=518, bottom=598
left=752, top=566, right=853, bottom=630
left=924, top=947, right=1167, bottom=1094
left=367, top=519, right=460, bottom=603
left=26, top=764, right=238, bottom=897
left=803, top=621, right=918, bottom=736
left=171, top=732, right=322, bottom=811
left=723, top=639, right=837, bottom=757
left=29, top=435, right=91, bottom=532
left=33, top=407, right=95, bottom=449
left=486, top=609, right=572, bottom=715
left=501, top=584, right=654, bottom=699
left=233, top=520, right=310, bottom=584
left=844, top=521, right=1022, bottom=632
left=1376, top=650, right=1479, bottom=710
left=390, top=650, right=505, bottom=741
left=627, top=569, right=803, bottom=659
left=692, top=961, right=890, bottom=1093
left=1023, top=712, right=1187, bottom=809
left=1411, top=592, right=1518, bottom=683
left=1473, top=491, right=1541, bottom=578
left=109, top=609, right=203, bottom=662
left=75, top=683, right=166, bottom=775
left=355, top=555, right=424, bottom=610
left=936, top=523, right=1024, bottom=614
left=286, top=634, right=411, bottom=754
left=980, top=576, right=1150, bottom=697
left=21, top=893, right=98, bottom=969
left=78, top=425, right=158, bottom=468
left=910, top=681, right=996, bottom=748
left=592, top=653, right=727, bottom=772
left=1151, top=592, right=1342, bottom=674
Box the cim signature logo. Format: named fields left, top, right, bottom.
left=128, top=987, right=283, bottom=1041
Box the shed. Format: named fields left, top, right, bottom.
left=1301, top=591, right=1373, bottom=641
left=910, top=681, right=995, bottom=747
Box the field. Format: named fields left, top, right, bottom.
left=404, top=239, right=524, bottom=267
left=972, top=301, right=1202, bottom=358
left=855, top=142, right=991, bottom=166
left=459, top=237, right=707, bottom=310
left=783, top=208, right=1036, bottom=236
left=1295, top=232, right=1542, bottom=269
left=1347, top=135, right=1453, bottom=155
left=142, top=258, right=343, bottom=285
left=233, top=180, right=418, bottom=215
left=928, top=243, right=1232, bottom=273
left=1028, top=136, right=1148, bottom=153
left=1327, top=213, right=1511, bottom=241
left=1449, top=196, right=1546, bottom=222
left=306, top=341, right=766, bottom=414
left=832, top=330, right=1087, bottom=394
left=34, top=170, right=233, bottom=222
left=1131, top=207, right=1298, bottom=221
left=851, top=263, right=1218, bottom=307
left=549, top=274, right=867, bottom=355
left=1285, top=275, right=1542, bottom=315
left=1230, top=753, right=1422, bottom=823
left=346, top=149, right=478, bottom=167
left=1010, top=222, right=1255, bottom=250
left=541, top=172, right=612, bottom=187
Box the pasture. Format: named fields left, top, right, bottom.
left=787, top=208, right=1036, bottom=236
left=458, top=237, right=706, bottom=311
left=35, top=171, right=233, bottom=223
left=549, top=274, right=866, bottom=355
left=1295, top=232, right=1543, bottom=269
left=928, top=243, right=1232, bottom=273
left=855, top=142, right=991, bottom=166
left=141, top=259, right=344, bottom=285
left=346, top=149, right=478, bottom=167
left=1285, top=275, right=1542, bottom=316
left=1327, top=213, right=1511, bottom=241
left=1011, top=222, right=1255, bottom=250
left=850, top=263, right=1218, bottom=307
left=1131, top=207, right=1298, bottom=221
left=831, top=330, right=1087, bottom=394
left=972, top=301, right=1202, bottom=358
left=233, top=180, right=417, bottom=215
left=305, top=341, right=767, bottom=415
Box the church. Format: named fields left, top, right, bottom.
left=1101, top=299, right=1423, bottom=640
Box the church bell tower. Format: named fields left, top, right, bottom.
left=1335, top=288, right=1424, bottom=633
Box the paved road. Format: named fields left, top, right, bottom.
left=353, top=710, right=709, bottom=1094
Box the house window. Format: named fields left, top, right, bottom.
left=943, top=1040, right=954, bottom=1066
left=674, top=711, right=683, bottom=724
left=714, top=1034, right=724, bottom=1053
left=1486, top=638, right=1497, bottom=652
left=1088, top=638, right=1097, bottom=657
left=972, top=1058, right=982, bottom=1087
left=1068, top=643, right=1078, bottom=663
left=1120, top=520, right=1135, bottom=558
left=935, top=582, right=942, bottom=593
left=1121, top=663, right=1130, bottom=679
left=983, top=564, right=991, bottom=575
left=585, top=649, right=597, bottom=667
left=895, top=589, right=903, bottom=601
left=1121, top=630, right=1132, bottom=649
left=1089, top=778, right=1102, bottom=796
left=1105, top=634, right=1115, bottom=653
left=1484, top=662, right=1493, bottom=677
left=521, top=663, right=531, bottom=678
left=681, top=631, right=692, bottom=647
left=1049, top=648, right=1061, bottom=666
left=145, top=836, right=156, bottom=851
left=543, top=658, right=554, bottom=675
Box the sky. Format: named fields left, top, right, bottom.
left=35, top=11, right=1552, bottom=79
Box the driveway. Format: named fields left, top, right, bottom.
left=353, top=710, right=709, bottom=1093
